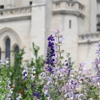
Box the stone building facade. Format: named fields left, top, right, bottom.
left=0, top=0, right=99, bottom=68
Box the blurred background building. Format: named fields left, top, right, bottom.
left=0, top=0, right=99, bottom=68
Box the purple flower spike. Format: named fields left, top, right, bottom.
left=46, top=35, right=55, bottom=66
left=33, top=92, right=40, bottom=99
left=45, top=66, right=54, bottom=73
left=31, top=84, right=34, bottom=88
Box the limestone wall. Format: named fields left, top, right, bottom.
left=77, top=0, right=91, bottom=33
left=78, top=43, right=97, bottom=70
left=30, top=5, right=45, bottom=57
left=0, top=18, right=31, bottom=61
left=52, top=14, right=79, bottom=66
left=0, top=0, right=5, bottom=5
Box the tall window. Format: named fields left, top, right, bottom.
left=29, top=1, right=32, bottom=5
left=69, top=20, right=72, bottom=29
left=0, top=48, right=1, bottom=60
left=5, top=38, right=10, bottom=59
left=0, top=5, right=4, bottom=9
left=14, top=45, right=19, bottom=60
left=97, top=23, right=100, bottom=31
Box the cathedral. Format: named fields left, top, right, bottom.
left=0, top=0, right=99, bottom=68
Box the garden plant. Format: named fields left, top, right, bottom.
left=0, top=29, right=100, bottom=100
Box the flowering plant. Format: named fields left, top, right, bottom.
left=42, top=29, right=100, bottom=100
left=0, top=29, right=100, bottom=100
left=0, top=43, right=45, bottom=100
left=21, top=43, right=45, bottom=100
left=0, top=59, right=12, bottom=100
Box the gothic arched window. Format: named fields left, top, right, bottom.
left=14, top=45, right=19, bottom=60
left=14, top=45, right=19, bottom=53
left=0, top=48, right=1, bottom=60
left=5, top=38, right=10, bottom=59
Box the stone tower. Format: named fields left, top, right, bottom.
left=49, top=0, right=85, bottom=66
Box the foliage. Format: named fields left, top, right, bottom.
left=22, top=43, right=45, bottom=100
left=0, top=60, right=11, bottom=100
left=0, top=43, right=45, bottom=100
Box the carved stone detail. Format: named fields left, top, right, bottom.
left=78, top=33, right=100, bottom=44
left=0, top=6, right=32, bottom=17
left=52, top=0, right=85, bottom=17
